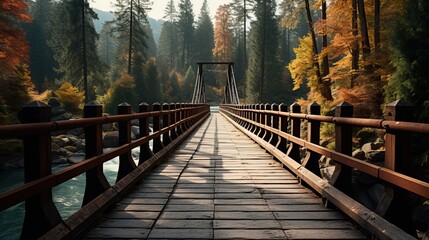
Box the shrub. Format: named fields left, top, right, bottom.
left=103, top=72, right=137, bottom=114
left=55, top=82, right=84, bottom=114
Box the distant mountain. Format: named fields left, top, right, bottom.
left=93, top=8, right=163, bottom=44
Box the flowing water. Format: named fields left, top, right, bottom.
left=0, top=147, right=141, bottom=240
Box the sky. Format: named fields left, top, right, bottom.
left=91, top=0, right=233, bottom=20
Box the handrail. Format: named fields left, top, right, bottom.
left=220, top=101, right=427, bottom=239
left=0, top=101, right=210, bottom=239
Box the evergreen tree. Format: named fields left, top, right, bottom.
left=194, top=0, right=214, bottom=63
left=177, top=0, right=195, bottom=72
left=49, top=0, right=106, bottom=102
left=143, top=57, right=162, bottom=103
left=386, top=0, right=429, bottom=122
left=157, top=21, right=178, bottom=70
left=27, top=0, right=57, bottom=91
left=98, top=21, right=116, bottom=67
left=245, top=0, right=283, bottom=103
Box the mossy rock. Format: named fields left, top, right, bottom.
left=0, top=139, right=23, bottom=156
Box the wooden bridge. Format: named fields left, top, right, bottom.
left=0, top=100, right=428, bottom=239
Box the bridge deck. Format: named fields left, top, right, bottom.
left=86, top=113, right=366, bottom=239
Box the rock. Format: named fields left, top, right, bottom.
left=67, top=152, right=85, bottom=164
left=103, top=131, right=119, bottom=148
left=131, top=126, right=140, bottom=139
left=356, top=129, right=378, bottom=146
left=52, top=136, right=69, bottom=148
left=67, top=136, right=85, bottom=151
left=320, top=166, right=335, bottom=181
left=51, top=112, right=72, bottom=121
left=320, top=139, right=330, bottom=148
left=48, top=97, right=61, bottom=107
left=361, top=142, right=376, bottom=153
left=319, top=156, right=334, bottom=168
left=64, top=145, right=77, bottom=153
left=0, top=155, right=24, bottom=170
left=51, top=106, right=66, bottom=116
left=352, top=149, right=366, bottom=160
left=67, top=128, right=84, bottom=136
left=131, top=119, right=139, bottom=126
left=366, top=150, right=385, bottom=162
left=52, top=156, right=68, bottom=164
left=102, top=113, right=115, bottom=131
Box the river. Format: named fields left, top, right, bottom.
left=0, top=147, right=141, bottom=240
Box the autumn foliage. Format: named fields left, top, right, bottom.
left=54, top=82, right=85, bottom=114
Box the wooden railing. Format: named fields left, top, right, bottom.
left=221, top=100, right=429, bottom=240
left=0, top=101, right=210, bottom=239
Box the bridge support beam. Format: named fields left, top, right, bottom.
left=20, top=102, right=62, bottom=240
left=152, top=103, right=164, bottom=153
left=162, top=103, right=172, bottom=146
left=83, top=102, right=110, bottom=206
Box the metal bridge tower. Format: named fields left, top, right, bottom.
left=191, top=62, right=240, bottom=104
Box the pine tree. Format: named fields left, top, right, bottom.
left=245, top=0, right=283, bottom=103
left=49, top=0, right=106, bottom=102
left=143, top=57, right=161, bottom=103
left=213, top=5, right=234, bottom=62
left=98, top=21, right=116, bottom=67
left=177, top=0, right=195, bottom=72
left=195, top=0, right=214, bottom=63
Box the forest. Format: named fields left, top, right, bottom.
left=1, top=0, right=429, bottom=123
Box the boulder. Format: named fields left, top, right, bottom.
left=103, top=131, right=119, bottom=148
left=67, top=136, right=85, bottom=151
left=356, top=129, right=378, bottom=146
left=64, top=145, right=77, bottom=153
left=52, top=156, right=68, bottom=164
left=320, top=139, right=330, bottom=148
left=320, top=166, right=335, bottom=181
left=51, top=112, right=72, bottom=121
left=67, top=152, right=85, bottom=164
left=361, top=142, right=377, bottom=153
left=366, top=150, right=385, bottom=162
left=131, top=126, right=140, bottom=139
left=67, top=128, right=84, bottom=137
left=48, top=97, right=61, bottom=107
left=352, top=149, right=366, bottom=160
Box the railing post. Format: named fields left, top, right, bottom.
left=331, top=102, right=353, bottom=195
left=287, top=103, right=301, bottom=162
left=302, top=102, right=321, bottom=177
left=258, top=104, right=266, bottom=138
left=379, top=100, right=416, bottom=236
left=270, top=103, right=279, bottom=146
left=152, top=102, right=164, bottom=153
left=116, top=102, right=136, bottom=182
left=162, top=103, right=172, bottom=146
left=20, top=101, right=62, bottom=239
left=253, top=104, right=260, bottom=134
left=139, top=102, right=153, bottom=164
left=176, top=103, right=183, bottom=135
left=170, top=103, right=178, bottom=140
left=277, top=103, right=288, bottom=153
left=82, top=102, right=110, bottom=206
left=263, top=103, right=272, bottom=142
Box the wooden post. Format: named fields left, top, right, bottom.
left=258, top=104, right=266, bottom=138
left=263, top=104, right=272, bottom=142
left=20, top=101, right=62, bottom=239
left=253, top=104, right=260, bottom=134
left=170, top=103, right=178, bottom=140
left=162, top=103, right=172, bottom=146
left=277, top=103, right=288, bottom=153
left=379, top=100, right=416, bottom=236
left=331, top=102, right=353, bottom=195
left=270, top=103, right=280, bottom=146
left=82, top=102, right=110, bottom=206
left=302, top=102, right=321, bottom=177
left=287, top=103, right=301, bottom=162
left=176, top=103, right=183, bottom=135
left=139, top=102, right=153, bottom=164
left=152, top=103, right=164, bottom=153
left=116, top=102, right=136, bottom=182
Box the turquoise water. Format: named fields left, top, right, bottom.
left=0, top=148, right=140, bottom=240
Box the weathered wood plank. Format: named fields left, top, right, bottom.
left=284, top=229, right=366, bottom=239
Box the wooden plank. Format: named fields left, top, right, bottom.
left=159, top=211, right=214, bottom=219
left=214, top=229, right=285, bottom=239
left=98, top=219, right=154, bottom=228
left=86, top=228, right=150, bottom=239
left=148, top=229, right=213, bottom=239
left=215, top=211, right=275, bottom=220
left=214, top=220, right=281, bottom=229
left=284, top=229, right=365, bottom=239
left=274, top=211, right=345, bottom=220
left=154, top=219, right=212, bottom=229
left=279, top=220, right=355, bottom=229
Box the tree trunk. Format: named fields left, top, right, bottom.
left=351, top=0, right=359, bottom=87
left=259, top=0, right=266, bottom=102
left=321, top=0, right=330, bottom=79
left=304, top=0, right=333, bottom=101
left=357, top=0, right=371, bottom=70
left=128, top=1, right=133, bottom=74
left=81, top=0, right=89, bottom=103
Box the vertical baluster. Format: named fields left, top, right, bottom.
left=21, top=102, right=62, bottom=239
left=287, top=103, right=301, bottom=162
left=116, top=102, right=136, bottom=182
left=253, top=104, right=260, bottom=134
left=82, top=102, right=109, bottom=206
left=152, top=103, right=164, bottom=153
left=331, top=102, right=353, bottom=195
left=277, top=104, right=288, bottom=153
left=302, top=102, right=321, bottom=177
left=139, top=102, right=153, bottom=164
left=379, top=100, right=416, bottom=236
left=176, top=103, right=183, bottom=135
